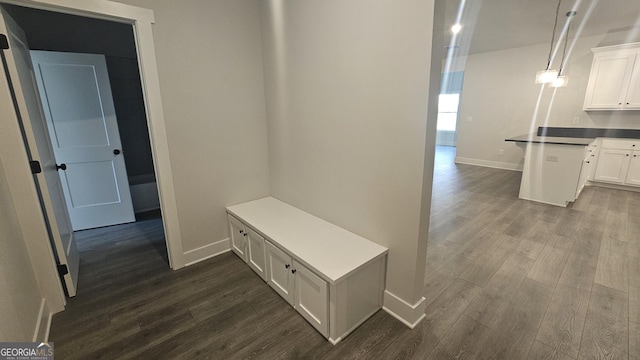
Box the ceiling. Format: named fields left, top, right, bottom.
left=444, top=0, right=640, bottom=55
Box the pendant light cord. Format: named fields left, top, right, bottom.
left=558, top=11, right=576, bottom=76
left=546, top=0, right=562, bottom=70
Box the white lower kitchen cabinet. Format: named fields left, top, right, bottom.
left=227, top=197, right=388, bottom=345
left=246, top=227, right=267, bottom=281
left=625, top=151, right=640, bottom=186
left=592, top=138, right=640, bottom=187
left=594, top=148, right=631, bottom=183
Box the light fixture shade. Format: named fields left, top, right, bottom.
left=535, top=69, right=559, bottom=84
left=550, top=75, right=569, bottom=88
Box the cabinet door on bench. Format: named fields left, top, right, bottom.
left=293, top=260, right=328, bottom=337
left=265, top=241, right=293, bottom=305
left=228, top=215, right=247, bottom=262
left=246, top=228, right=267, bottom=281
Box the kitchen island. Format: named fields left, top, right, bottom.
left=506, top=134, right=594, bottom=207
left=507, top=127, right=640, bottom=207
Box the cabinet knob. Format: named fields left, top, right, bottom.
left=635, top=155, right=637, bottom=158
left=627, top=154, right=630, bottom=157
left=239, top=229, right=244, bottom=234
left=292, top=269, right=297, bottom=274
left=243, top=232, right=248, bottom=237
left=285, top=264, right=290, bottom=269
left=633, top=144, right=636, bottom=147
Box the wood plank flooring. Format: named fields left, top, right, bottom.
left=49, top=146, right=640, bottom=359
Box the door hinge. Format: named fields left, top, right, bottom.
left=29, top=160, right=42, bottom=174
left=0, top=34, right=8, bottom=50
left=57, top=264, right=69, bottom=276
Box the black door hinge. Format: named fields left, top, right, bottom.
left=57, top=264, right=69, bottom=276
left=0, top=34, right=8, bottom=50
left=29, top=160, right=42, bottom=174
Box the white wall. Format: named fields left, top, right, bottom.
left=456, top=34, right=640, bottom=170
left=114, top=0, right=270, bottom=252
left=261, top=0, right=435, bottom=311
left=0, top=159, right=42, bottom=341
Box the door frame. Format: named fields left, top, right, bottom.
left=0, top=0, right=184, bottom=304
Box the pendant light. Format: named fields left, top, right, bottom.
left=535, top=0, right=562, bottom=84
left=550, top=11, right=577, bottom=88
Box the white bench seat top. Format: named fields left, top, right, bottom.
left=226, top=197, right=388, bottom=284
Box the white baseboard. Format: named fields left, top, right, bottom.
left=382, top=290, right=426, bottom=328
left=183, top=238, right=231, bottom=266
left=588, top=181, right=640, bottom=193
left=33, top=299, right=51, bottom=342
left=455, top=157, right=523, bottom=172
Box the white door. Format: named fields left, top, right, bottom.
left=293, top=260, right=328, bottom=337
left=30, top=51, right=135, bottom=231
left=228, top=215, right=248, bottom=262
left=265, top=241, right=293, bottom=305
left=246, top=227, right=267, bottom=280
left=0, top=8, right=79, bottom=296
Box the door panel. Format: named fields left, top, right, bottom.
left=625, top=151, right=640, bottom=186
left=0, top=7, right=78, bottom=296
left=294, top=260, right=328, bottom=337
left=594, top=149, right=630, bottom=183
left=31, top=51, right=134, bottom=231
left=228, top=215, right=247, bottom=261
left=246, top=228, right=267, bottom=280
left=625, top=55, right=640, bottom=109
left=265, top=241, right=293, bottom=305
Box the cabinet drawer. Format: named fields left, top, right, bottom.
left=601, top=138, right=640, bottom=150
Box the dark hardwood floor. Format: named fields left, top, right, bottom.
left=50, top=146, right=640, bottom=359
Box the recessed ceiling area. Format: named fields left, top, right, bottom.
left=445, top=0, right=640, bottom=55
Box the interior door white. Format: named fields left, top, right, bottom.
left=30, top=50, right=135, bottom=231
left=0, top=7, right=79, bottom=296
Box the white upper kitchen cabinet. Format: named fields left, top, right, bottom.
left=584, top=43, right=640, bottom=110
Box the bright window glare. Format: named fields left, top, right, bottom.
left=437, top=93, right=460, bottom=131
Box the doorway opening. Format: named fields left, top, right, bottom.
left=435, top=71, right=464, bottom=148
left=2, top=4, right=168, bottom=294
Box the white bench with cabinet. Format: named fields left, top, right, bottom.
left=226, top=197, right=388, bottom=345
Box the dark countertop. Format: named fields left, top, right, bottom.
left=537, top=127, right=640, bottom=139
left=505, top=134, right=594, bottom=146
